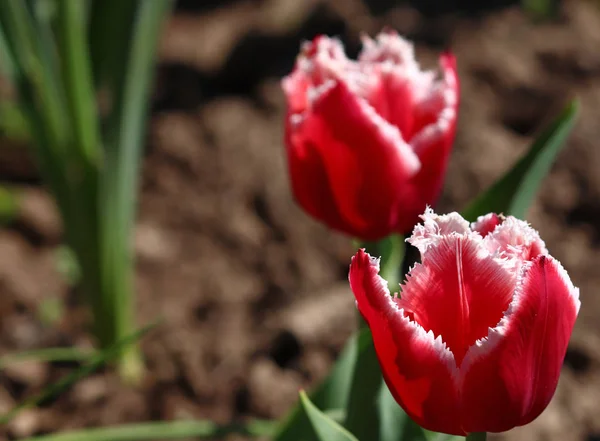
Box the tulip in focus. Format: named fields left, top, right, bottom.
left=282, top=31, right=459, bottom=240
left=349, top=209, right=580, bottom=435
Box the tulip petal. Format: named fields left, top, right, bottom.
left=285, top=116, right=346, bottom=231
left=411, top=53, right=459, bottom=145
left=471, top=213, right=501, bottom=238
left=301, top=81, right=420, bottom=238
left=460, top=255, right=581, bottom=433
left=349, top=249, right=463, bottom=435
left=399, top=234, right=515, bottom=365
left=282, top=70, right=310, bottom=116
left=408, top=208, right=471, bottom=254
left=366, top=69, right=416, bottom=138
left=483, top=216, right=547, bottom=262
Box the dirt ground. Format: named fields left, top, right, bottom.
left=1, top=0, right=600, bottom=440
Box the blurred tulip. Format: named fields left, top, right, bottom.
left=282, top=31, right=459, bottom=240
left=349, top=209, right=580, bottom=435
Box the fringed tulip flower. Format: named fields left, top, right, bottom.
left=349, top=209, right=580, bottom=435
left=282, top=31, right=459, bottom=241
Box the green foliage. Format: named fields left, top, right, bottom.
left=274, top=330, right=358, bottom=441
left=300, top=391, right=359, bottom=441
left=462, top=99, right=579, bottom=221
left=0, top=0, right=173, bottom=381
left=19, top=420, right=276, bottom=441
left=0, top=323, right=156, bottom=425
left=276, top=237, right=425, bottom=441
left=0, top=184, right=18, bottom=224
left=522, top=0, right=559, bottom=19
left=344, top=328, right=428, bottom=441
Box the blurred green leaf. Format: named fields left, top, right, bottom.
left=88, top=0, right=137, bottom=95
left=462, top=99, right=578, bottom=221
left=19, top=419, right=277, bottom=441
left=57, top=0, right=101, bottom=162
left=0, top=346, right=91, bottom=370
left=274, top=330, right=359, bottom=441
left=360, top=234, right=405, bottom=291
left=55, top=245, right=81, bottom=285
left=95, top=0, right=171, bottom=380
left=300, top=391, right=359, bottom=441
left=37, top=296, right=66, bottom=326
left=0, top=185, right=18, bottom=224
left=0, top=0, right=73, bottom=223
left=0, top=322, right=156, bottom=425
left=429, top=434, right=465, bottom=441
left=379, top=384, right=428, bottom=441
left=0, top=23, right=16, bottom=78
left=0, top=101, right=31, bottom=141
left=344, top=328, right=382, bottom=440
left=344, top=328, right=427, bottom=441
left=522, top=0, right=559, bottom=19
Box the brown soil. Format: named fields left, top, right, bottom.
left=2, top=0, right=600, bottom=440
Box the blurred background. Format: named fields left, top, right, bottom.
left=1, top=0, right=600, bottom=439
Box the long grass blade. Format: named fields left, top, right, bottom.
left=56, top=0, right=100, bottom=162
left=98, top=0, right=171, bottom=377
left=19, top=419, right=277, bottom=441
left=0, top=347, right=93, bottom=370
left=0, top=323, right=157, bottom=425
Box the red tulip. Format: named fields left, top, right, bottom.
left=282, top=31, right=459, bottom=240
left=349, top=209, right=580, bottom=435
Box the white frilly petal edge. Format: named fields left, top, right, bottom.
left=483, top=216, right=549, bottom=259
left=407, top=207, right=473, bottom=253
left=459, top=254, right=581, bottom=379
left=360, top=251, right=460, bottom=381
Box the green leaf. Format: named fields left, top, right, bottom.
left=522, top=0, right=558, bottom=19
left=0, top=322, right=157, bottom=425
left=18, top=419, right=277, bottom=441
left=0, top=185, right=18, bottom=225
left=0, top=347, right=91, bottom=370
left=343, top=328, right=427, bottom=441
left=462, top=99, right=579, bottom=221
left=55, top=245, right=82, bottom=285
left=300, top=391, right=359, bottom=441
left=379, top=384, right=428, bottom=441
left=343, top=328, right=382, bottom=440
left=274, top=331, right=359, bottom=441
left=56, top=0, right=101, bottom=163
left=359, top=234, right=405, bottom=291
left=0, top=101, right=31, bottom=141
left=429, top=434, right=464, bottom=441
left=96, top=0, right=171, bottom=379
left=88, top=0, right=138, bottom=94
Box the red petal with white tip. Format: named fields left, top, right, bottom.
left=298, top=81, right=420, bottom=238
left=349, top=249, right=463, bottom=435
left=471, top=213, right=501, bottom=238
left=460, top=255, right=581, bottom=433
left=399, top=234, right=515, bottom=366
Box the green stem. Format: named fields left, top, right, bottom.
left=355, top=234, right=405, bottom=291
left=345, top=235, right=408, bottom=440
left=354, top=235, right=404, bottom=330
left=466, top=432, right=487, bottom=441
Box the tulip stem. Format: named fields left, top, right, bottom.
left=354, top=234, right=405, bottom=330
left=355, top=234, right=405, bottom=292
left=466, top=432, right=487, bottom=441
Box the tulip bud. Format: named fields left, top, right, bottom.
left=349, top=208, right=580, bottom=435
left=282, top=32, right=459, bottom=240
